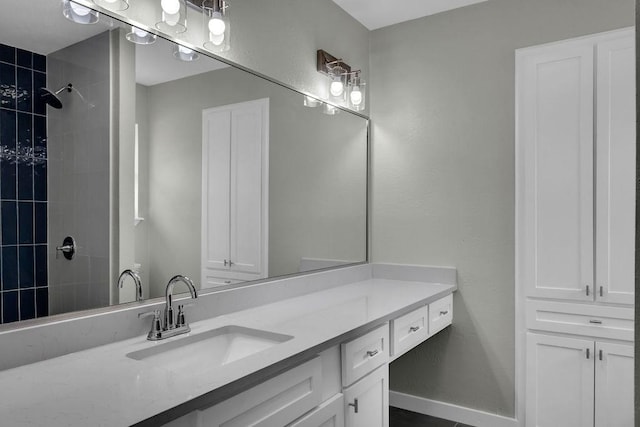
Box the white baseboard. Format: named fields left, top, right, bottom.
left=390, top=391, right=519, bottom=427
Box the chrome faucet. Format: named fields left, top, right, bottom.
left=118, top=269, right=143, bottom=302
left=139, top=274, right=198, bottom=341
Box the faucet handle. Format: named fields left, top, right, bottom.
left=175, top=303, right=196, bottom=328
left=139, top=309, right=163, bottom=340
left=138, top=309, right=161, bottom=319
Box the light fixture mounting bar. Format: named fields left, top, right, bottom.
left=186, top=0, right=226, bottom=12
left=317, top=49, right=351, bottom=80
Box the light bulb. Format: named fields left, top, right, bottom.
left=209, top=32, right=225, bottom=46
left=161, top=0, right=180, bottom=15
left=133, top=27, right=149, bottom=37
left=350, top=86, right=362, bottom=106
left=70, top=1, right=91, bottom=16
left=208, top=12, right=226, bottom=36
left=330, top=81, right=344, bottom=97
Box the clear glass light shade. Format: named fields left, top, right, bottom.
left=126, top=26, right=157, bottom=45
left=62, top=0, right=100, bottom=24
left=203, top=1, right=230, bottom=53
left=156, top=0, right=187, bottom=34
left=327, top=68, right=347, bottom=103
left=348, top=81, right=366, bottom=111
left=323, top=103, right=340, bottom=115
left=92, top=0, right=129, bottom=11
left=173, top=45, right=199, bottom=62
left=303, top=95, right=321, bottom=108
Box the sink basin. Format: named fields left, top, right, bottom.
left=126, top=325, right=293, bottom=370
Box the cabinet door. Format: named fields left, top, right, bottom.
left=526, top=333, right=594, bottom=427
left=343, top=365, right=388, bottom=427
left=595, top=32, right=636, bottom=305
left=595, top=342, right=634, bottom=427
left=229, top=100, right=269, bottom=276
left=288, top=394, right=344, bottom=427
left=202, top=109, right=232, bottom=273
left=517, top=41, right=594, bottom=301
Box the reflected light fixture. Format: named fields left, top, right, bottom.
left=303, top=95, right=321, bottom=108
left=126, top=26, right=157, bottom=45
left=93, top=0, right=129, bottom=11
left=62, top=0, right=100, bottom=24
left=323, top=103, right=340, bottom=116
left=157, top=0, right=187, bottom=34
left=173, top=45, right=200, bottom=62
left=202, top=0, right=230, bottom=52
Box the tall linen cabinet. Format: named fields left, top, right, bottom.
left=516, top=28, right=635, bottom=426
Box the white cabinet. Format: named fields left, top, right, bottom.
left=201, top=99, right=269, bottom=286
left=517, top=28, right=635, bottom=303
left=343, top=365, right=389, bottom=427
left=288, top=394, right=344, bottom=427
left=526, top=333, right=634, bottom=427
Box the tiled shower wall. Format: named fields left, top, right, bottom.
left=0, top=43, right=48, bottom=324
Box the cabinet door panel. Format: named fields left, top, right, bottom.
left=518, top=42, right=594, bottom=301
left=526, top=333, right=594, bottom=427
left=595, top=32, right=636, bottom=305
left=288, top=394, right=344, bottom=427
left=595, top=342, right=633, bottom=427
left=343, top=365, right=388, bottom=427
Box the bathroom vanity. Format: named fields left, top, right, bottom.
left=0, top=264, right=455, bottom=426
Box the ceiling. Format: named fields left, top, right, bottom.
left=0, top=0, right=227, bottom=86
left=332, top=0, right=490, bottom=30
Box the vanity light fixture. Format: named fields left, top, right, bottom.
left=93, top=0, right=129, bottom=11
left=348, top=70, right=366, bottom=111
left=62, top=0, right=100, bottom=24
left=202, top=0, right=230, bottom=52
left=316, top=49, right=365, bottom=110
left=157, top=0, right=187, bottom=34
left=126, top=26, right=157, bottom=44
left=173, top=44, right=200, bottom=61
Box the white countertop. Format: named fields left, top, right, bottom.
left=0, top=278, right=454, bottom=426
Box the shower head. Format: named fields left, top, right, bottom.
left=38, top=87, right=63, bottom=109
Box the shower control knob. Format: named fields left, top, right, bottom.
left=55, top=236, right=77, bottom=260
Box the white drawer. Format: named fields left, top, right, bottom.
left=287, top=393, right=344, bottom=427
left=341, top=323, right=389, bottom=387
left=390, top=305, right=429, bottom=359
left=526, top=300, right=634, bottom=341
left=428, top=294, right=453, bottom=336
left=201, top=277, right=244, bottom=289
left=199, top=357, right=323, bottom=427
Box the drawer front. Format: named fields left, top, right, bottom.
left=287, top=393, right=344, bottom=427
left=428, top=294, right=453, bottom=336
left=200, top=357, right=323, bottom=427
left=202, top=277, right=244, bottom=290
left=390, top=306, right=429, bottom=359
left=526, top=300, right=634, bottom=341
left=341, top=323, right=390, bottom=387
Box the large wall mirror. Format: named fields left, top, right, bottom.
left=0, top=0, right=368, bottom=325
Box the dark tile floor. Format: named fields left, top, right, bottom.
left=390, top=407, right=475, bottom=427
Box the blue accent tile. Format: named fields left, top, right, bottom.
left=35, top=245, right=47, bottom=286
left=0, top=44, right=15, bottom=65
left=16, top=50, right=31, bottom=69
left=1, top=201, right=17, bottom=245
left=0, top=63, right=16, bottom=109
left=36, top=287, right=48, bottom=317
left=20, top=288, right=35, bottom=320
left=33, top=73, right=47, bottom=116
left=16, top=67, right=32, bottom=113
left=34, top=203, right=46, bottom=244
left=33, top=54, right=46, bottom=73
left=34, top=161, right=46, bottom=201
left=17, top=111, right=32, bottom=153
left=0, top=108, right=16, bottom=153
left=2, top=290, right=18, bottom=323
left=1, top=156, right=17, bottom=200
left=2, top=246, right=18, bottom=291
left=18, top=202, right=33, bottom=244
left=19, top=246, right=34, bottom=288
left=33, top=114, right=46, bottom=157
left=17, top=162, right=33, bottom=200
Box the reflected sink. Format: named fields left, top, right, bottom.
left=126, top=326, right=293, bottom=370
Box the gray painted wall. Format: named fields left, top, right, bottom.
left=370, top=0, right=633, bottom=417
left=139, top=66, right=367, bottom=298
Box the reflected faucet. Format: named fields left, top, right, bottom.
left=165, top=275, right=198, bottom=330
left=118, top=269, right=143, bottom=302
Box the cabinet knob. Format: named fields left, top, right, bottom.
left=409, top=326, right=421, bottom=333
left=348, top=398, right=359, bottom=413
left=440, top=310, right=449, bottom=316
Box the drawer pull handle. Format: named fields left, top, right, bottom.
left=224, top=280, right=231, bottom=284
left=366, top=349, right=379, bottom=358
left=409, top=326, right=421, bottom=333
left=586, top=285, right=590, bottom=296
left=348, top=398, right=359, bottom=413
left=440, top=310, right=449, bottom=316
left=589, top=320, right=602, bottom=324
left=586, top=348, right=590, bottom=359
left=599, top=350, right=603, bottom=361
left=600, top=286, right=603, bottom=297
